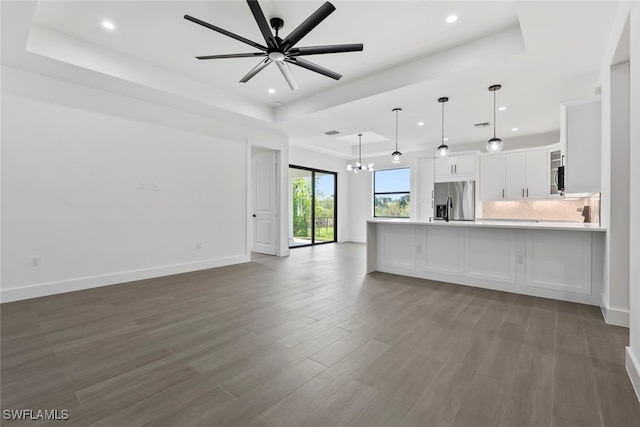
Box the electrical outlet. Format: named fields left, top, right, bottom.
left=196, top=241, right=203, bottom=249
left=516, top=255, right=525, bottom=265
left=30, top=255, right=41, bottom=266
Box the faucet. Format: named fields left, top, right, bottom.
left=445, top=195, right=453, bottom=222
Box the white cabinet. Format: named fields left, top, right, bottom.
left=505, top=152, right=526, bottom=199
left=561, top=96, right=601, bottom=193
left=525, top=150, right=547, bottom=199
left=480, top=154, right=506, bottom=200
left=416, top=158, right=435, bottom=221
left=480, top=149, right=547, bottom=200
left=435, top=155, right=476, bottom=182
left=505, top=150, right=547, bottom=199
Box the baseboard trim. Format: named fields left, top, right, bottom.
left=0, top=255, right=250, bottom=303
left=626, top=347, right=640, bottom=403
left=344, top=238, right=366, bottom=243
left=600, top=305, right=630, bottom=327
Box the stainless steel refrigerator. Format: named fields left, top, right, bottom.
left=434, top=181, right=475, bottom=221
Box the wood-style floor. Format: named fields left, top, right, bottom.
left=2, top=243, right=639, bottom=426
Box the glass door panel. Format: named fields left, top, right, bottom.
left=290, top=168, right=313, bottom=247
left=314, top=172, right=336, bottom=243
left=289, top=166, right=337, bottom=248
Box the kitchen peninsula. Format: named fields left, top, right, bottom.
left=367, top=219, right=605, bottom=306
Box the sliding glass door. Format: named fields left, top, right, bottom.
left=289, top=166, right=337, bottom=247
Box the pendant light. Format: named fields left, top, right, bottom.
left=346, top=133, right=374, bottom=173
left=486, top=84, right=503, bottom=153
left=391, top=108, right=402, bottom=164
left=436, top=97, right=450, bottom=158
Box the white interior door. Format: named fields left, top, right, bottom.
left=252, top=151, right=277, bottom=255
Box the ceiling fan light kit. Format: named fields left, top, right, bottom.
left=436, top=97, right=450, bottom=158
left=486, top=84, right=504, bottom=153
left=184, top=0, right=363, bottom=90
left=391, top=108, right=403, bottom=164
left=347, top=134, right=374, bottom=173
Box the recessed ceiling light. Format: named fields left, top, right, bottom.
left=101, top=21, right=115, bottom=30
left=444, top=138, right=449, bottom=141
left=446, top=15, right=458, bottom=24
left=268, top=88, right=276, bottom=94
left=512, top=127, right=519, bottom=131
left=417, top=122, right=424, bottom=126
left=499, top=106, right=507, bottom=111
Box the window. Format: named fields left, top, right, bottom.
left=374, top=168, right=410, bottom=217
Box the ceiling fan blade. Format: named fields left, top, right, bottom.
left=287, top=44, right=364, bottom=56
left=246, top=0, right=278, bottom=49
left=275, top=61, right=299, bottom=90
left=281, top=2, right=335, bottom=50
left=285, top=57, right=342, bottom=80
left=184, top=15, right=267, bottom=51
left=239, top=58, right=272, bottom=83
left=196, top=52, right=267, bottom=60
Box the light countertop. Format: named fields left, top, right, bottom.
left=367, top=218, right=606, bottom=232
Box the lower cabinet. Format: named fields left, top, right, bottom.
left=372, top=222, right=604, bottom=305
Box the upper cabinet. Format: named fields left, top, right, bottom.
left=480, top=149, right=547, bottom=200
left=435, top=154, right=476, bottom=182
left=480, top=154, right=506, bottom=200
left=561, top=96, right=601, bottom=193
left=505, top=150, right=547, bottom=199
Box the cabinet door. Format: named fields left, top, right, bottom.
left=505, top=152, right=526, bottom=199
left=525, top=150, right=547, bottom=199
left=435, top=158, right=455, bottom=176
left=564, top=99, right=601, bottom=193
left=455, top=155, right=476, bottom=175
left=480, top=154, right=505, bottom=200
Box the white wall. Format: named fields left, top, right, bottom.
left=599, top=3, right=633, bottom=327
left=627, top=2, right=640, bottom=402
left=346, top=152, right=426, bottom=243
left=608, top=60, right=631, bottom=316
left=1, top=67, right=287, bottom=302
left=288, top=146, right=349, bottom=242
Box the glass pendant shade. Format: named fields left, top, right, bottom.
left=391, top=151, right=402, bottom=164
left=436, top=144, right=450, bottom=158
left=486, top=137, right=503, bottom=153
left=487, top=84, right=503, bottom=152
left=391, top=108, right=402, bottom=164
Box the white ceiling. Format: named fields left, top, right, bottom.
left=7, top=1, right=622, bottom=158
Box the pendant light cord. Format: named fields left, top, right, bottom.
left=493, top=89, right=497, bottom=139
left=395, top=110, right=399, bottom=151
left=358, top=134, right=362, bottom=163
left=441, top=101, right=445, bottom=144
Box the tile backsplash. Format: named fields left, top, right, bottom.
left=481, top=196, right=600, bottom=223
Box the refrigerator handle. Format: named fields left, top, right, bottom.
left=502, top=189, right=505, bottom=198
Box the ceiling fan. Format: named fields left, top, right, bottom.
left=184, top=0, right=363, bottom=90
